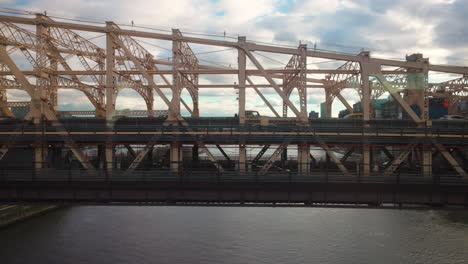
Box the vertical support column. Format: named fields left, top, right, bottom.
left=422, top=144, right=432, bottom=177
left=190, top=87, right=200, bottom=118
left=105, top=23, right=116, bottom=119
left=405, top=54, right=427, bottom=119
left=325, top=89, right=333, bottom=118
left=238, top=36, right=247, bottom=175
left=192, top=144, right=199, bottom=168
left=190, top=88, right=200, bottom=163
left=169, top=30, right=183, bottom=172
left=105, top=22, right=116, bottom=172
left=192, top=97, right=199, bottom=117
left=298, top=44, right=308, bottom=122
left=35, top=14, right=51, bottom=112
left=298, top=144, right=310, bottom=176
left=0, top=88, right=13, bottom=117
left=191, top=89, right=200, bottom=163
left=34, top=14, right=49, bottom=170
left=410, top=54, right=432, bottom=177
left=421, top=64, right=432, bottom=177
left=406, top=54, right=432, bottom=176
left=49, top=53, right=58, bottom=112
left=360, top=52, right=372, bottom=176
left=147, top=84, right=154, bottom=116
left=170, top=29, right=182, bottom=122
left=239, top=144, right=246, bottom=175
left=170, top=143, right=182, bottom=173
left=96, top=52, right=106, bottom=118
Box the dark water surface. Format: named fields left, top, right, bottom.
left=0, top=206, right=467, bottom=264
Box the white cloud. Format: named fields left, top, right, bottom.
left=2, top=0, right=467, bottom=117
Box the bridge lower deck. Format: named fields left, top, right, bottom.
left=1, top=171, right=467, bottom=207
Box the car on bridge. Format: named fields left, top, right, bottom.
left=439, top=115, right=468, bottom=121
left=343, top=113, right=363, bottom=119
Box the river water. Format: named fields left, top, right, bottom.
left=0, top=206, right=467, bottom=264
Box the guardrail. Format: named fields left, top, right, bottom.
left=1, top=123, right=467, bottom=146
left=1, top=169, right=467, bottom=186
left=1, top=122, right=467, bottom=134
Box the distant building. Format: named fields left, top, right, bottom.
left=382, top=97, right=448, bottom=120
left=9, top=102, right=30, bottom=119
left=320, top=102, right=326, bottom=119
left=457, top=100, right=468, bottom=116
left=308, top=110, right=319, bottom=119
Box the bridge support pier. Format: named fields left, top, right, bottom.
left=105, top=143, right=113, bottom=172
left=422, top=144, right=432, bottom=177
left=239, top=144, right=246, bottom=175
left=360, top=51, right=374, bottom=176
left=105, top=22, right=116, bottom=172
left=33, top=118, right=45, bottom=170
left=298, top=144, right=310, bottom=176
left=170, top=143, right=182, bottom=173
left=192, top=144, right=199, bottom=166
left=238, top=36, right=246, bottom=175
left=281, top=148, right=288, bottom=167
left=34, top=146, right=44, bottom=170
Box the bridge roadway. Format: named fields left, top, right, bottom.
left=0, top=170, right=467, bottom=207
left=1, top=118, right=468, bottom=145
left=1, top=117, right=467, bottom=208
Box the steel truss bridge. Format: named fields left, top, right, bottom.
left=0, top=13, right=467, bottom=207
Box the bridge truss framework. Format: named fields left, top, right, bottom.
left=0, top=13, right=467, bottom=180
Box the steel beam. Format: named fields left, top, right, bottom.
left=112, top=29, right=221, bottom=172
left=383, top=145, right=416, bottom=176
left=242, top=49, right=304, bottom=121
left=125, top=144, right=137, bottom=159
left=340, top=147, right=355, bottom=163
left=258, top=144, right=287, bottom=175
left=298, top=144, right=310, bottom=176
left=2, top=15, right=468, bottom=74
left=238, top=37, right=247, bottom=174
left=170, top=143, right=182, bottom=173
left=319, top=143, right=350, bottom=176
left=0, top=69, right=360, bottom=76
left=252, top=145, right=270, bottom=164
left=105, top=23, right=117, bottom=172
left=0, top=45, right=95, bottom=171
left=247, top=77, right=280, bottom=118
left=434, top=143, right=467, bottom=177
left=373, top=74, right=422, bottom=123
left=216, top=145, right=231, bottom=161
left=380, top=146, right=394, bottom=161
left=336, top=92, right=353, bottom=113
left=126, top=142, right=157, bottom=173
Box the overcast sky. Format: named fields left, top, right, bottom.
left=1, top=0, right=467, bottom=117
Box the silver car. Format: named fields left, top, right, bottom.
left=439, top=115, right=468, bottom=120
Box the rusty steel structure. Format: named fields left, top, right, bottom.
left=0, top=12, right=468, bottom=206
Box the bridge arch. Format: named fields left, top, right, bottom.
left=57, top=89, right=94, bottom=111
left=115, top=88, right=148, bottom=113
left=283, top=87, right=302, bottom=118
left=181, top=87, right=198, bottom=117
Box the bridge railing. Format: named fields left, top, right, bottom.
left=1, top=119, right=468, bottom=134
left=1, top=169, right=467, bottom=186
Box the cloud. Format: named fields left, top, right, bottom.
left=2, top=0, right=467, bottom=117
left=433, top=1, right=468, bottom=48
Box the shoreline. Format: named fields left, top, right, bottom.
left=0, top=204, right=61, bottom=229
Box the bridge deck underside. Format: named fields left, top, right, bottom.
left=1, top=175, right=467, bottom=207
